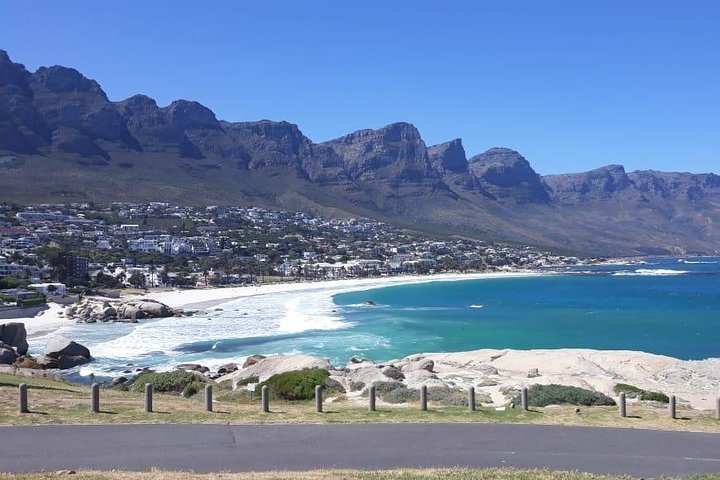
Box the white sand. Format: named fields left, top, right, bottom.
left=1, top=303, right=74, bottom=338
left=140, top=271, right=542, bottom=310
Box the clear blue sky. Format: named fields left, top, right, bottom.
left=2, top=1, right=719, bottom=174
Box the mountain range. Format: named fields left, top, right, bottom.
left=1, top=49, right=719, bottom=256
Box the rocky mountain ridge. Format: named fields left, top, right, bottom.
left=1, top=49, right=718, bottom=255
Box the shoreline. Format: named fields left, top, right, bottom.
left=140, top=270, right=545, bottom=310
left=5, top=268, right=719, bottom=411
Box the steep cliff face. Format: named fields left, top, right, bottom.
left=469, top=148, right=550, bottom=203
left=544, top=165, right=638, bottom=204
left=321, top=122, right=438, bottom=185
left=1, top=49, right=719, bottom=255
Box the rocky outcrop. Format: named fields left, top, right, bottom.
left=0, top=322, right=28, bottom=356
left=221, top=354, right=332, bottom=384
left=67, top=298, right=176, bottom=323
left=469, top=148, right=550, bottom=203
left=44, top=337, right=92, bottom=368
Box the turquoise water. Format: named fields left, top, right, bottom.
left=37, top=257, right=720, bottom=382
left=331, top=258, right=720, bottom=362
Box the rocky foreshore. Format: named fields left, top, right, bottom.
left=0, top=321, right=93, bottom=370
left=211, top=349, right=720, bottom=410
left=66, top=298, right=180, bottom=323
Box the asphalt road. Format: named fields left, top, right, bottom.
left=2, top=423, right=720, bottom=476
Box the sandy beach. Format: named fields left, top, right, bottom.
left=140, top=270, right=543, bottom=310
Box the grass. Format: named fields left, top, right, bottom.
left=1, top=469, right=720, bottom=480
left=1, top=373, right=719, bottom=432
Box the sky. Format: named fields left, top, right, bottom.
left=1, top=0, right=719, bottom=174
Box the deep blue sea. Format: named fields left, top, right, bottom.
left=31, top=257, right=720, bottom=381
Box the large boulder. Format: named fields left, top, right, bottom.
left=13, top=355, right=43, bottom=369
left=0, top=345, right=18, bottom=365
left=222, top=354, right=331, bottom=384
left=402, top=358, right=435, bottom=373
left=0, top=322, right=28, bottom=355
left=242, top=354, right=266, bottom=368
left=43, top=337, right=91, bottom=368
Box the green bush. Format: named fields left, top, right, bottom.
left=129, top=370, right=208, bottom=396
left=258, top=368, right=329, bottom=401
left=381, top=386, right=419, bottom=404
left=613, top=383, right=669, bottom=403
left=515, top=384, right=616, bottom=407
left=236, top=375, right=259, bottom=387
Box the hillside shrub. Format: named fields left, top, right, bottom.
left=236, top=375, right=259, bottom=387
left=613, top=383, right=669, bottom=403
left=381, top=386, right=419, bottom=404
left=129, top=370, right=208, bottom=396
left=258, top=368, right=329, bottom=401
left=514, top=384, right=616, bottom=407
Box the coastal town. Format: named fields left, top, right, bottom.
left=0, top=202, right=586, bottom=305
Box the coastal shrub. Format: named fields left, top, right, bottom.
left=348, top=380, right=366, bottom=392
left=381, top=386, right=419, bottom=404
left=258, top=368, right=329, bottom=401
left=372, top=380, right=404, bottom=394
left=323, top=377, right=346, bottom=395
left=427, top=386, right=468, bottom=406
left=129, top=370, right=208, bottom=396
left=514, top=384, right=616, bottom=407
left=236, top=375, right=259, bottom=387
left=613, top=383, right=669, bottom=403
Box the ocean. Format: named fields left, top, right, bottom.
left=29, top=257, right=720, bottom=382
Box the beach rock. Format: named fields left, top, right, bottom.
left=242, top=354, right=266, bottom=368
left=43, top=338, right=91, bottom=369
left=58, top=355, right=91, bottom=369
left=112, top=376, right=128, bottom=386
left=34, top=354, right=60, bottom=369
left=403, top=369, right=447, bottom=389
left=527, top=368, right=540, bottom=378
left=381, top=365, right=405, bottom=381
left=102, top=306, right=117, bottom=319
left=217, top=363, right=238, bottom=375
left=45, top=338, right=91, bottom=359
left=0, top=322, right=28, bottom=355
left=0, top=346, right=18, bottom=365
left=176, top=363, right=209, bottom=374
left=13, top=355, right=43, bottom=369
left=346, top=365, right=388, bottom=391
left=223, top=354, right=331, bottom=384
left=402, top=358, right=435, bottom=373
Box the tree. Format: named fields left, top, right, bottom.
left=127, top=272, right=145, bottom=288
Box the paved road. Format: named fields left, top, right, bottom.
left=1, top=423, right=720, bottom=476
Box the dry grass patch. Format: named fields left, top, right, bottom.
left=1, top=373, right=719, bottom=432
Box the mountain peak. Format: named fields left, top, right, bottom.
left=468, top=148, right=549, bottom=203
left=32, top=65, right=105, bottom=97
left=164, top=100, right=220, bottom=130
left=428, top=138, right=467, bottom=173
